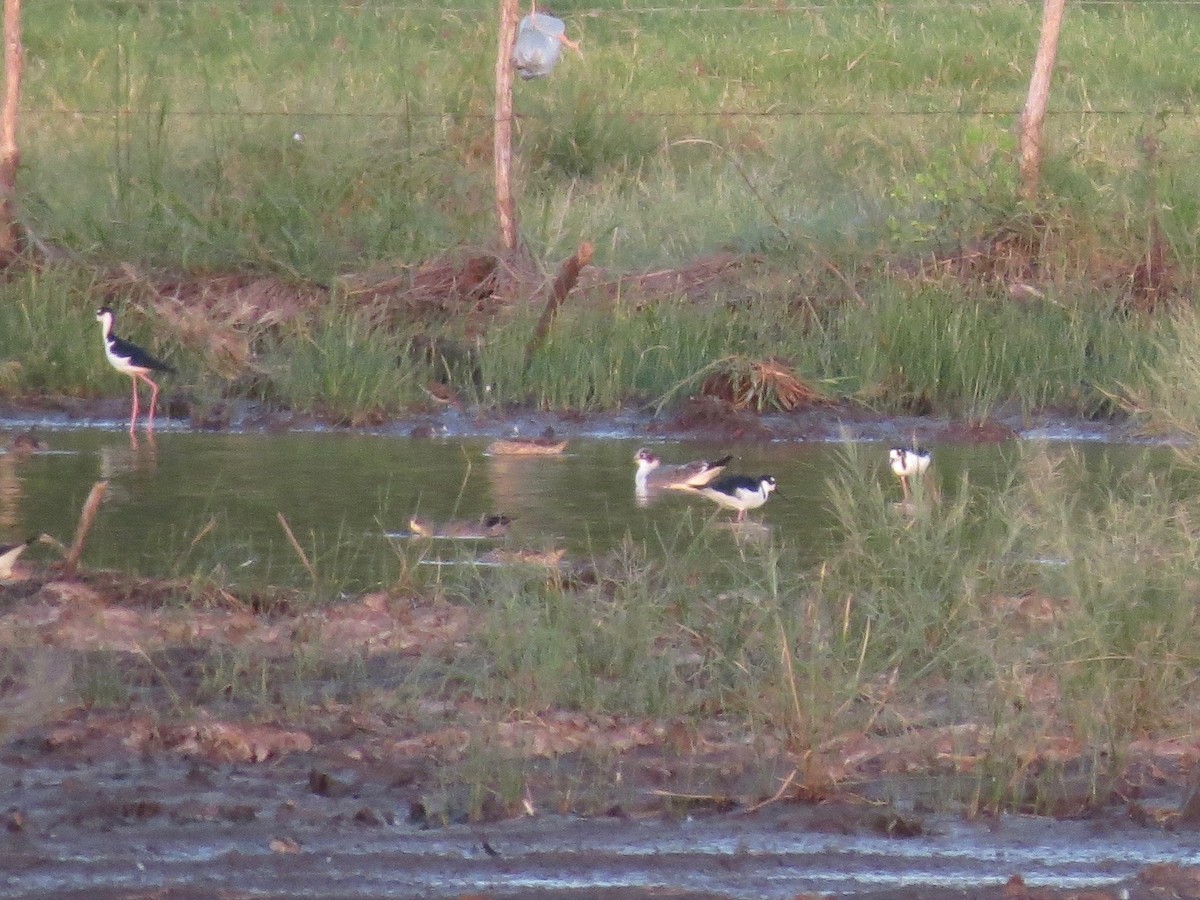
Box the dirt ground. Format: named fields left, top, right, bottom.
left=4, top=556, right=1200, bottom=898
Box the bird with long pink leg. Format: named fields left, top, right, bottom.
left=691, top=474, right=777, bottom=523
left=888, top=447, right=932, bottom=502
left=95, top=307, right=175, bottom=435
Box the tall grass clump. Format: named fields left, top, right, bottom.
left=804, top=284, right=1163, bottom=419
left=264, top=312, right=425, bottom=424
left=455, top=520, right=731, bottom=717
left=518, top=84, right=663, bottom=181
left=1012, top=449, right=1200, bottom=746
left=0, top=270, right=126, bottom=398
left=1136, top=308, right=1200, bottom=450
left=474, top=548, right=681, bottom=716
left=455, top=514, right=875, bottom=771
left=819, top=440, right=1030, bottom=678
left=482, top=300, right=755, bottom=410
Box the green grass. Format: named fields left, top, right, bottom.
left=802, top=283, right=1163, bottom=419
left=1017, top=451, right=1200, bottom=743
left=15, top=0, right=1200, bottom=274
left=1135, top=309, right=1200, bottom=447
left=0, top=262, right=1172, bottom=422
left=262, top=312, right=429, bottom=423
left=363, top=438, right=1200, bottom=813
left=0, top=270, right=112, bottom=398
left=0, top=0, right=1195, bottom=423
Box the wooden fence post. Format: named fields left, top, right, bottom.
left=0, top=0, right=24, bottom=262
left=494, top=0, right=519, bottom=251
left=1018, top=0, right=1066, bottom=202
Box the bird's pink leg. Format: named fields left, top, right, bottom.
left=129, top=377, right=140, bottom=434
left=141, top=374, right=161, bottom=430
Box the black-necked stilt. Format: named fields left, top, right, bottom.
left=634, top=447, right=733, bottom=493
left=693, top=474, right=777, bottom=522
left=408, top=514, right=512, bottom=539
left=888, top=447, right=932, bottom=500
left=95, top=307, right=175, bottom=433
left=0, top=535, right=36, bottom=578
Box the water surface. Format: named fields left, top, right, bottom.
left=0, top=427, right=1162, bottom=586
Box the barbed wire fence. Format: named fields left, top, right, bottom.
left=18, top=0, right=1200, bottom=123
left=6, top=0, right=1197, bottom=265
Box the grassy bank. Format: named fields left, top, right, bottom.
left=20, top=0, right=1200, bottom=275
left=0, top=0, right=1194, bottom=425
left=0, top=263, right=1173, bottom=423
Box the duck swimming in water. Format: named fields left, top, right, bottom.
left=633, top=447, right=733, bottom=493
left=408, top=514, right=513, bottom=539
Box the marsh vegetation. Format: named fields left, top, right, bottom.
left=2, top=4, right=1200, bottom=892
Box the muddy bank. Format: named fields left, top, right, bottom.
left=5, top=740, right=1200, bottom=899
left=0, top=394, right=1155, bottom=449
left=3, top=570, right=1200, bottom=898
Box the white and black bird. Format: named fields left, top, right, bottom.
left=888, top=447, right=932, bottom=500
left=634, top=447, right=733, bottom=493
left=0, top=535, right=36, bottom=579
left=96, top=307, right=175, bottom=434
left=692, top=474, right=777, bottom=522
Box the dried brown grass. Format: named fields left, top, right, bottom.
left=101, top=265, right=321, bottom=378
left=700, top=355, right=830, bottom=413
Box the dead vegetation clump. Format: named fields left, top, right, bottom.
left=98, top=265, right=324, bottom=378
left=583, top=251, right=753, bottom=307
left=894, top=207, right=1182, bottom=316
left=700, top=355, right=830, bottom=413
left=341, top=250, right=504, bottom=328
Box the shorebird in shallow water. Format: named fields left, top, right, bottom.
left=888, top=447, right=932, bottom=501
left=95, top=306, right=175, bottom=433
left=693, top=474, right=777, bottom=523
left=408, top=514, right=512, bottom=539
left=486, top=428, right=568, bottom=456
left=633, top=447, right=733, bottom=493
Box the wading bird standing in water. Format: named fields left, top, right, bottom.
left=96, top=307, right=175, bottom=434
left=888, top=447, right=932, bottom=501
left=692, top=474, right=777, bottom=523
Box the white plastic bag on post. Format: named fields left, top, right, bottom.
left=511, top=9, right=580, bottom=80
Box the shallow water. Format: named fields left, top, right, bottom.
left=0, top=425, right=1165, bottom=586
